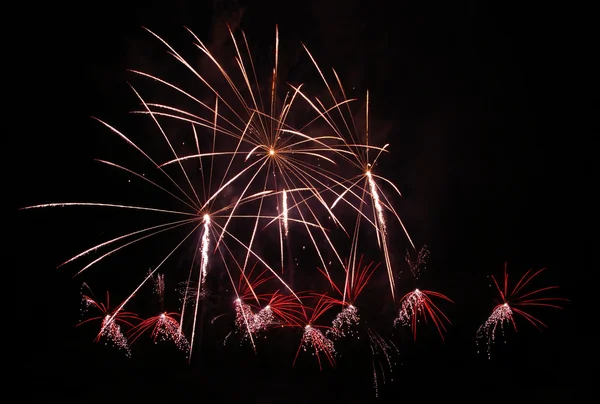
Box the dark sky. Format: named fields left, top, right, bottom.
left=12, top=0, right=588, bottom=401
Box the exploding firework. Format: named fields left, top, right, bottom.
left=394, top=288, right=453, bottom=341
left=405, top=245, right=430, bottom=280
left=477, top=262, right=568, bottom=358
left=293, top=295, right=338, bottom=370
left=77, top=284, right=140, bottom=356
left=312, top=256, right=379, bottom=339
left=129, top=312, right=190, bottom=353
left=16, top=22, right=484, bottom=396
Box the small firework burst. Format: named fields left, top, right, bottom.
left=100, top=315, right=132, bottom=356
left=294, top=295, right=337, bottom=370
left=477, top=262, right=568, bottom=359
left=301, top=325, right=336, bottom=364
left=130, top=312, right=190, bottom=353
left=476, top=303, right=513, bottom=358
left=153, top=273, right=165, bottom=302
left=317, top=257, right=379, bottom=340
left=405, top=245, right=430, bottom=279
left=233, top=298, right=257, bottom=338
left=394, top=288, right=453, bottom=341
left=76, top=284, right=139, bottom=357
left=328, top=304, right=359, bottom=339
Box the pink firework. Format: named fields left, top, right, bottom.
left=394, top=288, right=453, bottom=341
left=232, top=263, right=276, bottom=341
left=293, top=295, right=337, bottom=370
left=477, top=262, right=568, bottom=358
left=77, top=284, right=139, bottom=356
left=129, top=312, right=190, bottom=353
left=314, top=256, right=380, bottom=339
left=405, top=245, right=430, bottom=280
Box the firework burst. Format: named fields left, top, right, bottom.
left=394, top=288, right=453, bottom=341
left=477, top=262, right=568, bottom=358
left=129, top=312, right=190, bottom=353
left=77, top=284, right=139, bottom=357
left=313, top=256, right=379, bottom=339
left=293, top=295, right=337, bottom=370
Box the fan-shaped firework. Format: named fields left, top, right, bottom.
left=77, top=283, right=140, bottom=357
left=476, top=262, right=568, bottom=358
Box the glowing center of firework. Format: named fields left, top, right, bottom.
left=203, top=214, right=210, bottom=223
left=269, top=148, right=275, bottom=156
left=305, top=325, right=311, bottom=329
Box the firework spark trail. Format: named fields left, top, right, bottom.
left=394, top=288, right=453, bottom=341
left=200, top=215, right=211, bottom=282
left=282, top=189, right=289, bottom=236
left=477, top=262, right=568, bottom=358
left=368, top=328, right=398, bottom=397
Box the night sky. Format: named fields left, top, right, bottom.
left=12, top=0, right=588, bottom=402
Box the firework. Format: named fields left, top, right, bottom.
left=405, top=245, right=430, bottom=280
left=477, top=262, right=568, bottom=358
left=368, top=328, right=399, bottom=398
left=20, top=26, right=355, bottom=354
left=77, top=284, right=139, bottom=357
left=129, top=312, right=190, bottom=353
left=312, top=256, right=379, bottom=339
left=394, top=288, right=453, bottom=341
left=20, top=24, right=427, bottom=394
left=293, top=295, right=338, bottom=370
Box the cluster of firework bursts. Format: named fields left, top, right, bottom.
left=23, top=25, right=567, bottom=395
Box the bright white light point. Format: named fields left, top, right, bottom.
left=305, top=325, right=311, bottom=329
left=203, top=214, right=210, bottom=223
left=415, top=288, right=420, bottom=293
left=503, top=303, right=509, bottom=307
left=265, top=305, right=270, bottom=310
left=269, top=148, right=275, bottom=156
left=235, top=298, right=241, bottom=303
